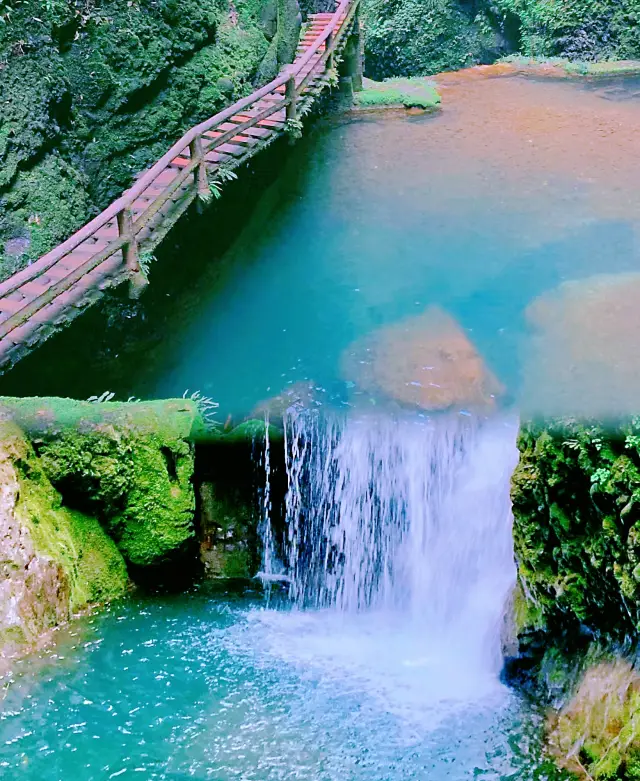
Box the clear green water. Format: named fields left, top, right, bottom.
left=2, top=75, right=639, bottom=779
left=0, top=588, right=559, bottom=780
left=2, top=76, right=639, bottom=419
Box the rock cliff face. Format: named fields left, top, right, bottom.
left=363, top=0, right=640, bottom=78
left=0, top=0, right=301, bottom=279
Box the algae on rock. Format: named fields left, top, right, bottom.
left=0, top=422, right=128, bottom=661
left=547, top=660, right=640, bottom=781
left=0, top=397, right=203, bottom=567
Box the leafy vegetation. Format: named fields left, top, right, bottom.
left=362, top=0, right=506, bottom=78
left=0, top=0, right=300, bottom=279
left=512, top=418, right=640, bottom=638
left=362, top=0, right=640, bottom=79
left=493, top=0, right=640, bottom=62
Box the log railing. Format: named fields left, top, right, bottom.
left=0, top=0, right=360, bottom=351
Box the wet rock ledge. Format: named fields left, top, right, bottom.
left=0, top=397, right=277, bottom=666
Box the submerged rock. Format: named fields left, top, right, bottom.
left=342, top=306, right=503, bottom=411
left=0, top=422, right=128, bottom=665
left=522, top=273, right=640, bottom=417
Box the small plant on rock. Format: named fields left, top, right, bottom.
left=285, top=117, right=304, bottom=140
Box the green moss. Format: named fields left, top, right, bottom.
left=0, top=0, right=301, bottom=276
left=113, top=435, right=195, bottom=566
left=222, top=548, right=251, bottom=578
left=492, top=0, right=640, bottom=62
left=0, top=154, right=93, bottom=273
left=512, top=418, right=640, bottom=637
left=355, top=78, right=441, bottom=109
left=6, top=424, right=129, bottom=611
left=547, top=661, right=640, bottom=780
left=35, top=425, right=196, bottom=567
left=0, top=397, right=205, bottom=567
left=362, top=0, right=504, bottom=78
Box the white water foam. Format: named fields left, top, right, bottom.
left=252, top=411, right=520, bottom=729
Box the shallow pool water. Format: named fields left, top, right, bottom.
left=3, top=73, right=640, bottom=420
left=0, top=588, right=561, bottom=781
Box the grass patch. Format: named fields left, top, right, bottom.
left=355, top=78, right=441, bottom=110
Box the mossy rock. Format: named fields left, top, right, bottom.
left=34, top=425, right=196, bottom=568
left=355, top=78, right=441, bottom=110
left=3, top=422, right=129, bottom=613
left=0, top=397, right=208, bottom=567
left=547, top=660, right=640, bottom=780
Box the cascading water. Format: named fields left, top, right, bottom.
left=259, top=408, right=520, bottom=697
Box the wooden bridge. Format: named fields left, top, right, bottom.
left=0, top=0, right=361, bottom=371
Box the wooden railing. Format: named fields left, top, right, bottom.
left=0, top=0, right=360, bottom=357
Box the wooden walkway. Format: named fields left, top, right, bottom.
left=0, top=0, right=360, bottom=371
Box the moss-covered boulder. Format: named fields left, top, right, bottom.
left=512, top=418, right=640, bottom=638
left=547, top=660, right=640, bottom=780
left=354, top=77, right=441, bottom=109
left=0, top=397, right=202, bottom=567
left=0, top=422, right=128, bottom=662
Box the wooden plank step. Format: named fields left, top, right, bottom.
left=19, top=281, right=50, bottom=299
left=170, top=156, right=190, bottom=168
left=40, top=265, right=73, bottom=283
left=6, top=320, right=43, bottom=347
left=148, top=168, right=180, bottom=188
left=204, top=132, right=257, bottom=147
left=0, top=296, right=29, bottom=315
left=204, top=150, right=234, bottom=164
left=93, top=223, right=119, bottom=240
left=215, top=142, right=246, bottom=157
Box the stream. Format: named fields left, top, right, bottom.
left=2, top=71, right=640, bottom=780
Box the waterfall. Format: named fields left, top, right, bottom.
left=278, top=409, right=519, bottom=677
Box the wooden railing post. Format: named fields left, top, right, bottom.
left=189, top=135, right=209, bottom=198
left=326, top=30, right=334, bottom=71
left=117, top=207, right=146, bottom=297
left=117, top=207, right=139, bottom=274
left=286, top=74, right=297, bottom=122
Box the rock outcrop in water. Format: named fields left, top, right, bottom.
left=342, top=306, right=503, bottom=412
left=0, top=421, right=128, bottom=665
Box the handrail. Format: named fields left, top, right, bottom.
left=0, top=0, right=357, bottom=315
